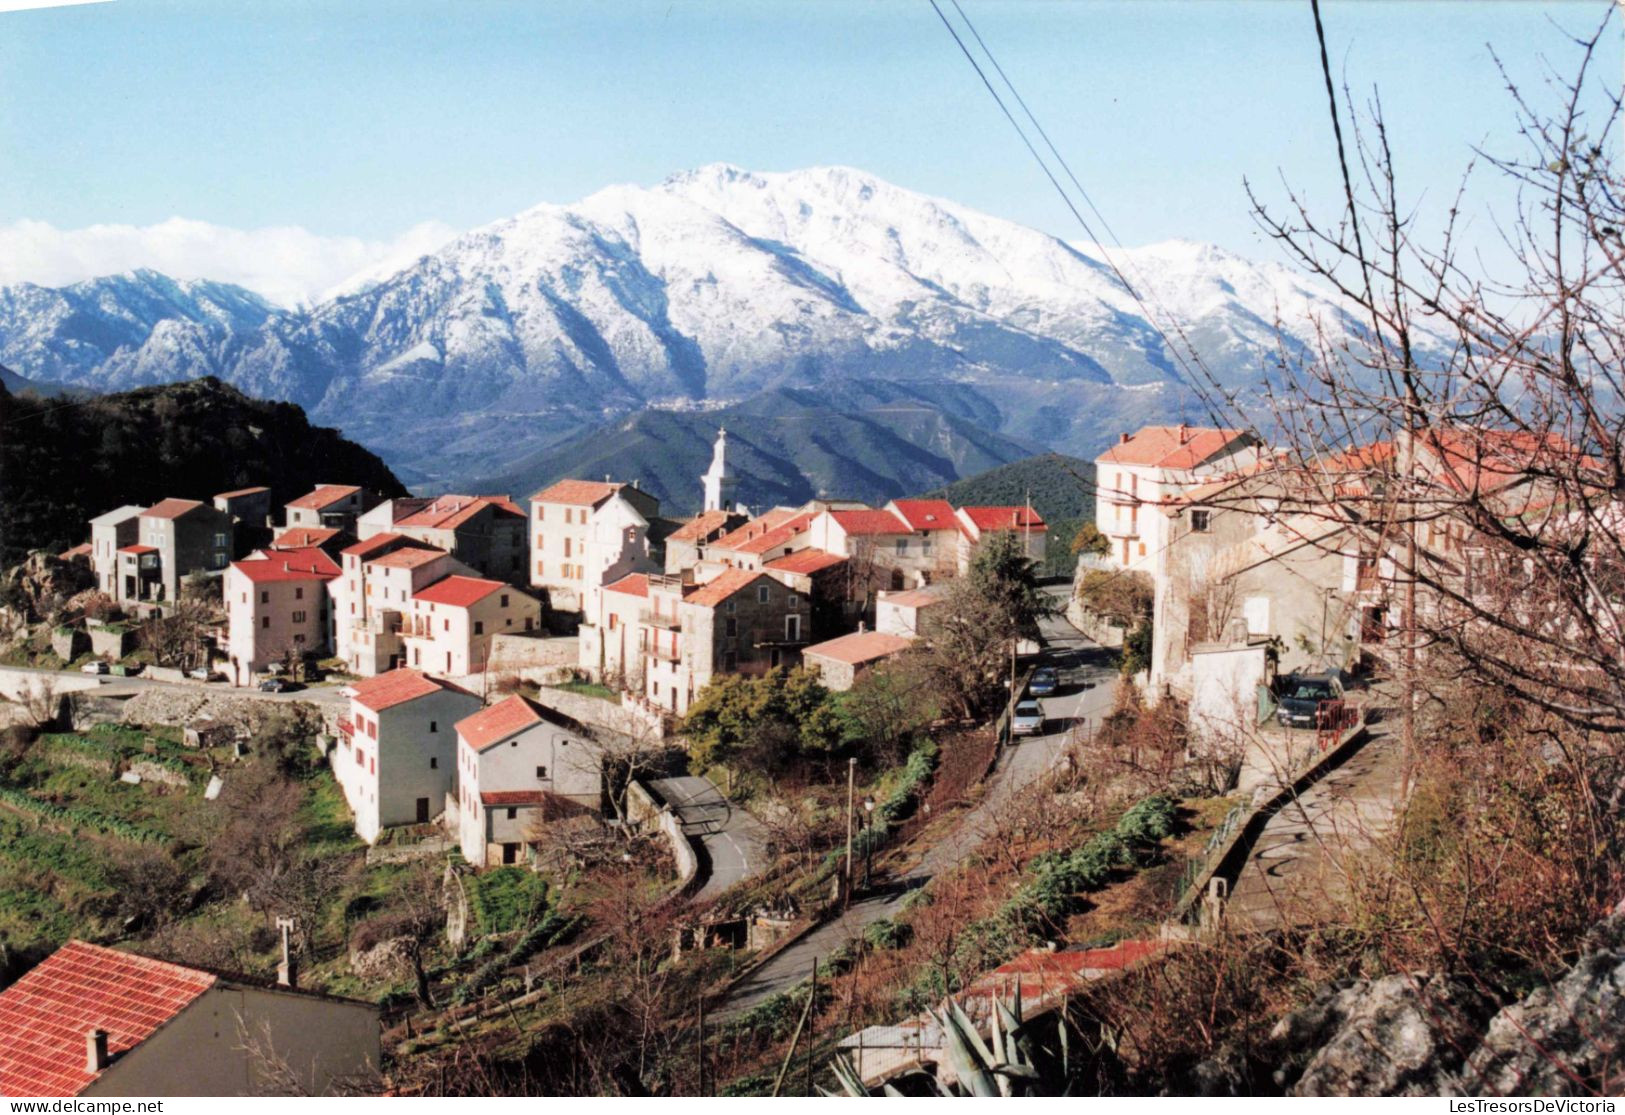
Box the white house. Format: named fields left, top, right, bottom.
left=337, top=668, right=481, bottom=843
left=401, top=575, right=542, bottom=678
left=454, top=695, right=605, bottom=868
left=224, top=547, right=340, bottom=686
left=528, top=479, right=660, bottom=613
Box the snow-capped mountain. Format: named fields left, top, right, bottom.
left=0, top=166, right=1370, bottom=489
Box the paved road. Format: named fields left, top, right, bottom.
left=1224, top=718, right=1404, bottom=931
left=645, top=775, right=773, bottom=903
left=716, top=589, right=1119, bottom=1019
left=0, top=661, right=351, bottom=709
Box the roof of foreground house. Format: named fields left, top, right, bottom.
left=668, top=509, right=739, bottom=542
left=286, top=484, right=362, bottom=511
left=140, top=497, right=206, bottom=521
left=828, top=509, right=911, bottom=536
left=116, top=544, right=158, bottom=556
left=604, top=573, right=651, bottom=599
left=0, top=940, right=217, bottom=1097
left=412, top=574, right=507, bottom=609
left=348, top=668, right=472, bottom=713
left=395, top=495, right=523, bottom=530
left=711, top=508, right=801, bottom=553
left=366, top=545, right=447, bottom=571
left=882, top=586, right=947, bottom=610
left=684, top=568, right=769, bottom=608
left=213, top=485, right=270, bottom=500
left=529, top=479, right=627, bottom=507
left=765, top=549, right=847, bottom=576
left=231, top=546, right=340, bottom=584
left=458, top=694, right=545, bottom=751
left=725, top=511, right=813, bottom=556
left=272, top=526, right=342, bottom=550
left=342, top=531, right=407, bottom=559
left=888, top=499, right=959, bottom=532
left=959, top=506, right=1047, bottom=533
left=804, top=630, right=915, bottom=667
left=58, top=543, right=92, bottom=560
left=1096, top=425, right=1253, bottom=470
left=89, top=504, right=145, bottom=527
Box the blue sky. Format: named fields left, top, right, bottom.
left=0, top=0, right=1616, bottom=301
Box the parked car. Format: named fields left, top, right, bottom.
left=1028, top=667, right=1059, bottom=697
left=1010, top=698, right=1044, bottom=737
left=187, top=667, right=213, bottom=681
left=79, top=660, right=108, bottom=675
left=258, top=677, right=289, bottom=693
left=1275, top=673, right=1345, bottom=728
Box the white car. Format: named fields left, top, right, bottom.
left=1010, top=698, right=1044, bottom=737
left=79, top=660, right=108, bottom=675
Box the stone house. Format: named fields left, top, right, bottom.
left=763, top=549, right=853, bottom=639
left=802, top=630, right=915, bottom=692
left=212, top=486, right=273, bottom=555
left=705, top=509, right=814, bottom=570
left=643, top=568, right=810, bottom=716
left=89, top=505, right=143, bottom=598
left=528, top=479, right=660, bottom=613
left=284, top=484, right=379, bottom=532
left=0, top=940, right=378, bottom=1097
left=224, top=545, right=340, bottom=686
left=875, top=584, right=949, bottom=638
left=401, top=575, right=542, bottom=678
left=454, top=694, right=606, bottom=868
left=373, top=495, right=529, bottom=586
left=132, top=498, right=235, bottom=604
left=337, top=668, right=481, bottom=842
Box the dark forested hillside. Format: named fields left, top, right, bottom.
left=923, top=453, right=1096, bottom=575
left=0, top=374, right=408, bottom=567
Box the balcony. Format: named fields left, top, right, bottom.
left=640, top=609, right=681, bottom=631
left=337, top=717, right=355, bottom=738
left=647, top=643, right=682, bottom=663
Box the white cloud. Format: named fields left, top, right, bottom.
left=0, top=216, right=459, bottom=307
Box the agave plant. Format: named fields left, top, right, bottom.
left=825, top=990, right=1073, bottom=1097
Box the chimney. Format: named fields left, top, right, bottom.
left=1119, top=432, right=1131, bottom=444
left=1179, top=423, right=1190, bottom=444
left=858, top=620, right=867, bottom=633
left=86, top=1028, right=110, bottom=1073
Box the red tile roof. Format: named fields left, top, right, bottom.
left=342, top=531, right=406, bottom=559
left=604, top=573, right=650, bottom=599
left=58, top=543, right=92, bottom=560
left=804, top=631, right=914, bottom=666
left=272, top=526, right=341, bottom=549
left=829, top=509, right=910, bottom=536
left=529, top=479, right=625, bottom=506
left=685, top=568, right=770, bottom=608
left=395, top=495, right=524, bottom=531
left=959, top=506, right=1048, bottom=534
left=349, top=668, right=470, bottom=713
left=0, top=940, right=216, bottom=1097
left=727, top=511, right=812, bottom=555
left=1096, top=425, right=1253, bottom=470
left=141, top=497, right=205, bottom=520
left=479, top=790, right=549, bottom=807
left=231, top=546, right=340, bottom=584
left=116, top=544, right=158, bottom=555
left=668, top=509, right=739, bottom=542
left=287, top=484, right=361, bottom=510
left=1423, top=427, right=1576, bottom=495
left=458, top=694, right=543, bottom=751
left=213, top=485, right=269, bottom=500
left=766, top=549, right=848, bottom=575
left=412, top=574, right=506, bottom=608
left=367, top=546, right=447, bottom=570
left=888, top=499, right=958, bottom=531
left=711, top=508, right=799, bottom=553
left=883, top=587, right=946, bottom=609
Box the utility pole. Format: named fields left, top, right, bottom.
left=844, top=757, right=856, bottom=904
left=696, top=994, right=706, bottom=1097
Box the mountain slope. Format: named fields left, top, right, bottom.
left=480, top=381, right=1040, bottom=515
left=0, top=166, right=1385, bottom=489
left=0, top=374, right=407, bottom=567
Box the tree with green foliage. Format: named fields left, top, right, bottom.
left=1071, top=521, right=1112, bottom=558
left=832, top=658, right=939, bottom=765
left=684, top=667, right=843, bottom=778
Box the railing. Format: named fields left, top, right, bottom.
left=639, top=610, right=681, bottom=630
left=647, top=644, right=682, bottom=663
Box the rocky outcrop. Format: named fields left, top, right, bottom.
left=118, top=687, right=323, bottom=739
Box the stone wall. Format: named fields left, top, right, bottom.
left=117, top=687, right=325, bottom=739
left=535, top=685, right=665, bottom=740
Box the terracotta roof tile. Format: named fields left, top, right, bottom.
left=888, top=499, right=958, bottom=531
left=529, top=479, right=625, bottom=506
left=728, top=511, right=812, bottom=555
left=272, top=526, right=341, bottom=550
left=479, top=789, right=549, bottom=806
left=411, top=575, right=508, bottom=608
left=959, top=506, right=1048, bottom=533
left=684, top=568, right=769, bottom=608
left=366, top=546, right=447, bottom=570
left=765, top=549, right=847, bottom=575
left=804, top=631, right=914, bottom=666
left=882, top=586, right=946, bottom=609
left=58, top=543, right=92, bottom=560
left=604, top=573, right=650, bottom=599
left=342, top=532, right=407, bottom=559
left=395, top=495, right=523, bottom=531
left=711, top=508, right=799, bottom=553
left=1096, top=425, right=1254, bottom=470
left=0, top=940, right=216, bottom=1097
left=213, top=486, right=269, bottom=500
left=286, top=484, right=361, bottom=511
left=141, top=497, right=205, bottom=520
left=348, top=668, right=471, bottom=713
left=668, top=509, right=739, bottom=542
left=829, top=509, right=910, bottom=536
left=116, top=545, right=158, bottom=555
left=231, top=547, right=340, bottom=584
left=458, top=694, right=543, bottom=751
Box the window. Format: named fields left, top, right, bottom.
left=474, top=620, right=485, bottom=635
left=240, top=592, right=247, bottom=604
left=261, top=616, right=270, bottom=629
left=1137, top=543, right=1146, bottom=557
left=786, top=614, right=801, bottom=641
left=537, top=507, right=544, bottom=522
left=500, top=594, right=509, bottom=607
left=292, top=610, right=307, bottom=623
left=260, top=590, right=269, bottom=604
left=788, top=594, right=798, bottom=608
left=725, top=616, right=737, bottom=637
left=726, top=600, right=736, bottom=613
left=723, top=651, right=737, bottom=670
left=429, top=721, right=438, bottom=733
left=429, top=756, right=438, bottom=769
left=564, top=508, right=573, bottom=525
left=214, top=532, right=228, bottom=547
left=367, top=719, right=377, bottom=739
left=507, top=807, right=517, bottom=820
left=757, top=585, right=769, bottom=604
left=608, top=614, right=618, bottom=630
left=564, top=538, right=572, bottom=558
left=537, top=560, right=545, bottom=576
left=895, top=538, right=908, bottom=555
left=535, top=765, right=547, bottom=779
left=1191, top=509, right=1212, bottom=533
left=213, top=551, right=226, bottom=566
left=295, top=587, right=304, bottom=600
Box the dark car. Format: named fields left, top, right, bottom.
left=1276, top=673, right=1345, bottom=728
left=258, top=677, right=289, bottom=693
left=1028, top=667, right=1059, bottom=697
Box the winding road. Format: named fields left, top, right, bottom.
left=715, top=589, right=1119, bottom=1019
left=644, top=774, right=772, bottom=903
